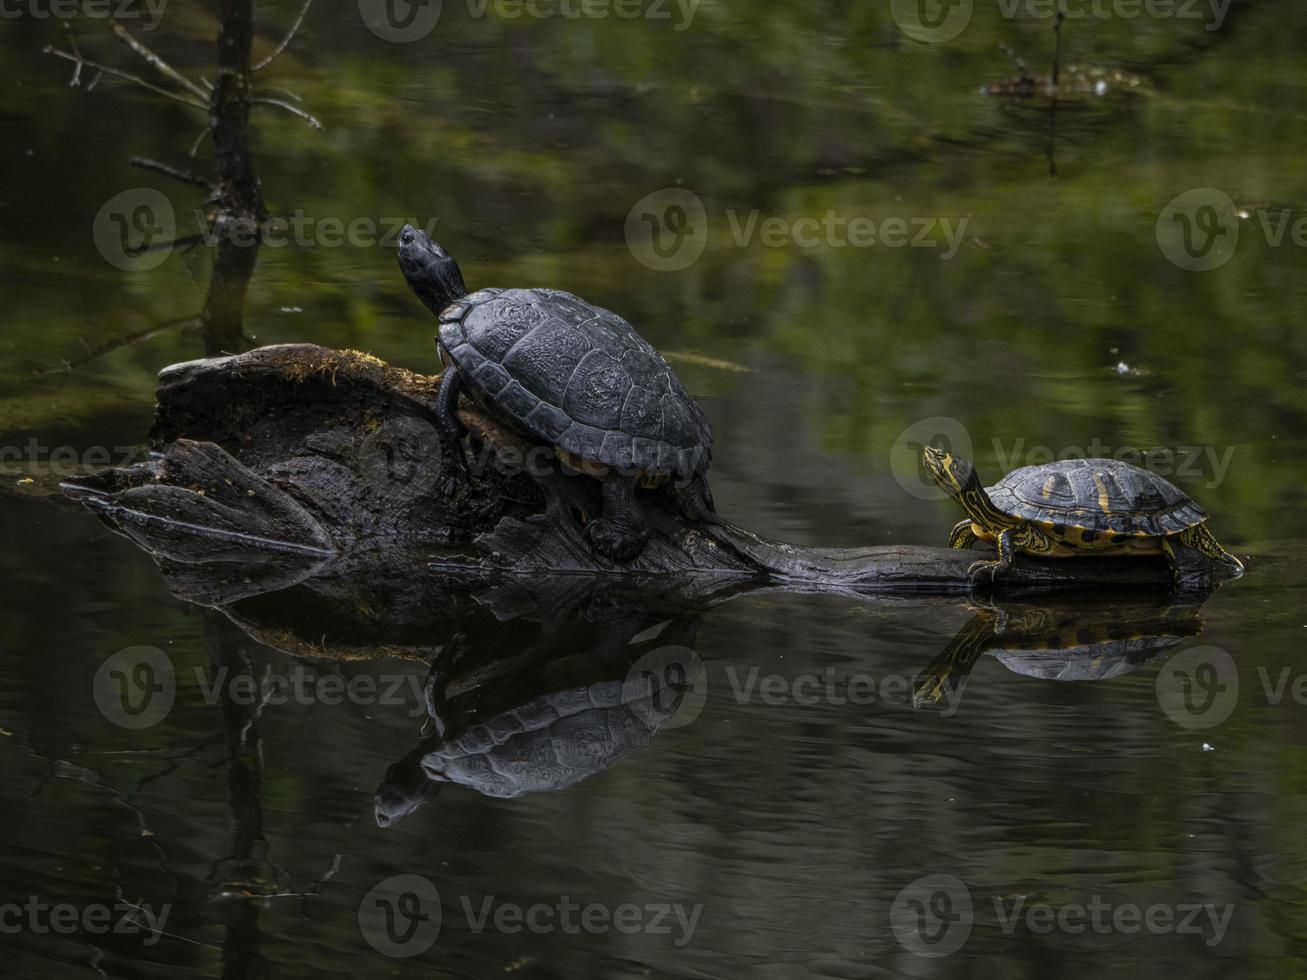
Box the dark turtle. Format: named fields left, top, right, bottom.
left=397, top=225, right=715, bottom=561
left=922, top=448, right=1243, bottom=590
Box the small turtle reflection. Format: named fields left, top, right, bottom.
left=912, top=597, right=1206, bottom=712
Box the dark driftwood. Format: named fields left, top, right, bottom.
left=62, top=344, right=1214, bottom=603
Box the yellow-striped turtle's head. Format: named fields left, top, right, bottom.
left=922, top=446, right=981, bottom=502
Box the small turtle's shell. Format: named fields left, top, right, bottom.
left=439, top=288, right=711, bottom=478
left=988, top=458, right=1207, bottom=536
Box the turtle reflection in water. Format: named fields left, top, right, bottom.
left=375, top=617, right=702, bottom=826
left=912, top=598, right=1206, bottom=712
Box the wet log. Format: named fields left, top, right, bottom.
left=60, top=343, right=1213, bottom=602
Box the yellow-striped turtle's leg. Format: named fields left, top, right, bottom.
left=948, top=520, right=977, bottom=549
left=966, top=523, right=1055, bottom=583
left=1180, top=523, right=1244, bottom=574
left=967, top=527, right=1017, bottom=582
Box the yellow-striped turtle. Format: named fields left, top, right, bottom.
left=921, top=448, right=1243, bottom=589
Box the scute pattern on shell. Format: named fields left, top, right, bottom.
left=988, top=458, right=1208, bottom=536
left=439, top=288, right=711, bottom=476
left=420, top=681, right=666, bottom=798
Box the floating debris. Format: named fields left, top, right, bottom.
left=662, top=350, right=752, bottom=373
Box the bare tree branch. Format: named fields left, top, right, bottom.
left=109, top=19, right=209, bottom=101
left=43, top=46, right=206, bottom=109
left=253, top=96, right=322, bottom=129
left=131, top=156, right=215, bottom=191
left=253, top=0, right=314, bottom=72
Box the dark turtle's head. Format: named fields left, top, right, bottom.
left=397, top=224, right=468, bottom=315
left=922, top=446, right=980, bottom=502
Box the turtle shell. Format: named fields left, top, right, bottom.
left=438, top=287, right=711, bottom=478
left=987, top=458, right=1207, bottom=536
left=420, top=680, right=668, bottom=799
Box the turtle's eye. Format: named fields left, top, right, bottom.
left=400, top=229, right=414, bottom=246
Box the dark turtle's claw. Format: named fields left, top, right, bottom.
left=584, top=516, right=649, bottom=563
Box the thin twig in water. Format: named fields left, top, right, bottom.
left=253, top=96, right=322, bottom=129
left=109, top=19, right=209, bottom=101
left=36, top=315, right=203, bottom=377
left=189, top=125, right=212, bottom=158
left=131, top=155, right=214, bottom=191
left=61, top=22, right=83, bottom=87
left=43, top=46, right=206, bottom=109
left=253, top=0, right=314, bottom=72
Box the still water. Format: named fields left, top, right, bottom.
left=3, top=2, right=1307, bottom=977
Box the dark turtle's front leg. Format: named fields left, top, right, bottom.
left=674, top=472, right=720, bottom=525
left=435, top=364, right=465, bottom=443
left=584, top=475, right=651, bottom=562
